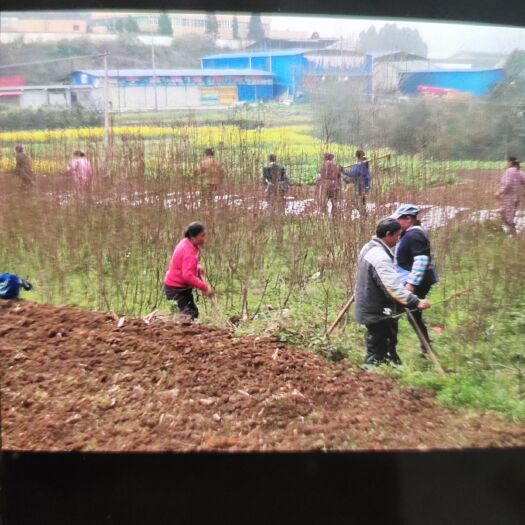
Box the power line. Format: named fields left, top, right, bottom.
left=0, top=51, right=112, bottom=146
left=0, top=53, right=108, bottom=70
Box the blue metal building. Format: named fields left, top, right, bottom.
left=72, top=68, right=274, bottom=107
left=202, top=50, right=310, bottom=97
left=399, top=68, right=505, bottom=97
left=201, top=49, right=381, bottom=100
left=301, top=47, right=373, bottom=99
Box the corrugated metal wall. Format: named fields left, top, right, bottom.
left=399, top=69, right=505, bottom=97
left=201, top=57, right=249, bottom=69
left=48, top=91, right=68, bottom=107
left=105, top=85, right=202, bottom=110
left=271, top=55, right=308, bottom=96
left=251, top=56, right=270, bottom=70
left=202, top=53, right=309, bottom=96
left=200, top=86, right=238, bottom=106
left=237, top=85, right=273, bottom=102
left=20, top=91, right=47, bottom=108
left=166, top=87, right=192, bottom=108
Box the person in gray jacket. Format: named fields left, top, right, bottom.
left=355, top=218, right=431, bottom=365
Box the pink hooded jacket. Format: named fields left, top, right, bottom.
left=164, top=238, right=208, bottom=292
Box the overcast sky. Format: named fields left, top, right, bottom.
left=270, top=14, right=525, bottom=58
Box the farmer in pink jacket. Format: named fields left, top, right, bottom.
left=495, top=156, right=525, bottom=234
left=65, top=150, right=93, bottom=185
left=164, top=222, right=214, bottom=320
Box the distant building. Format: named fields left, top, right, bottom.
left=266, top=29, right=310, bottom=40
left=88, top=12, right=270, bottom=39
left=399, top=68, right=505, bottom=97
left=302, top=46, right=372, bottom=98
left=2, top=16, right=87, bottom=33
left=72, top=68, right=274, bottom=110
left=303, top=46, right=370, bottom=75
left=246, top=36, right=337, bottom=50
left=202, top=48, right=376, bottom=98
left=444, top=51, right=508, bottom=69
left=202, top=50, right=310, bottom=96
left=0, top=76, right=25, bottom=106
left=0, top=76, right=92, bottom=109
left=367, top=51, right=431, bottom=96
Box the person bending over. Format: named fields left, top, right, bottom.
left=164, top=222, right=214, bottom=320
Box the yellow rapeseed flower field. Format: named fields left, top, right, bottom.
left=0, top=157, right=61, bottom=175
left=0, top=124, right=327, bottom=151
left=0, top=124, right=393, bottom=179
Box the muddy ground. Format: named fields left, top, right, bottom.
left=1, top=300, right=523, bottom=452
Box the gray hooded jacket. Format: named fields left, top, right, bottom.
left=355, top=237, right=421, bottom=325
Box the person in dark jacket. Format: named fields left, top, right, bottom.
left=14, top=144, right=34, bottom=188
left=391, top=204, right=438, bottom=355
left=345, top=150, right=371, bottom=206
left=263, top=154, right=289, bottom=200
left=355, top=218, right=430, bottom=365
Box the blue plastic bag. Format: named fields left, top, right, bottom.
left=0, top=273, right=33, bottom=299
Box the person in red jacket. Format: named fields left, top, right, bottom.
left=316, top=152, right=343, bottom=214
left=164, top=222, right=214, bottom=320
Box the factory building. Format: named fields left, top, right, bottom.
left=202, top=48, right=376, bottom=99
left=202, top=49, right=506, bottom=102
left=72, top=68, right=274, bottom=110
left=399, top=68, right=505, bottom=97
left=2, top=46, right=507, bottom=113
left=202, top=50, right=310, bottom=97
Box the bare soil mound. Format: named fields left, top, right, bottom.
left=1, top=301, right=523, bottom=451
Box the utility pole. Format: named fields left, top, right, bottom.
left=151, top=36, right=158, bottom=112
left=0, top=51, right=111, bottom=141
left=103, top=52, right=110, bottom=146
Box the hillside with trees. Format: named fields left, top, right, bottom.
left=358, top=23, right=428, bottom=57
left=0, top=36, right=221, bottom=85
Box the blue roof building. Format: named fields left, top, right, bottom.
left=72, top=68, right=274, bottom=106
left=202, top=49, right=380, bottom=99
left=71, top=68, right=274, bottom=110
left=73, top=68, right=272, bottom=86
left=399, top=68, right=505, bottom=97
left=202, top=50, right=310, bottom=96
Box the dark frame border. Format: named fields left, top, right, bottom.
left=1, top=2, right=524, bottom=524
left=2, top=448, right=525, bottom=524
left=1, top=0, right=524, bottom=28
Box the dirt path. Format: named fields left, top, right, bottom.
left=1, top=301, right=523, bottom=452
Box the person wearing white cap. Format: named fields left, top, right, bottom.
left=391, top=204, right=439, bottom=356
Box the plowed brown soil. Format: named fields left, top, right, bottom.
left=1, top=301, right=523, bottom=451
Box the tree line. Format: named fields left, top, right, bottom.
left=108, top=12, right=264, bottom=40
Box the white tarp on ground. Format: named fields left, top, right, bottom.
left=44, top=190, right=524, bottom=232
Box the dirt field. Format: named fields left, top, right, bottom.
left=1, top=300, right=523, bottom=452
